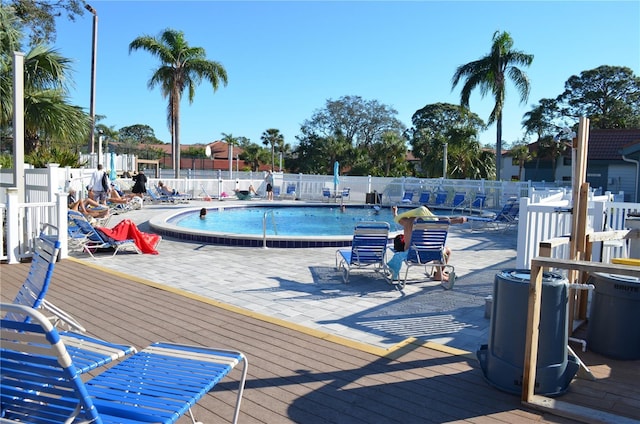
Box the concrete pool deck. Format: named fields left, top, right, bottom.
left=70, top=199, right=517, bottom=354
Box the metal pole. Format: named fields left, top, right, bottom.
left=443, top=143, right=448, bottom=178
left=86, top=4, right=98, bottom=154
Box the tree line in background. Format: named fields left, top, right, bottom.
left=1, top=2, right=639, bottom=179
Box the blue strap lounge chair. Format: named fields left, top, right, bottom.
left=468, top=198, right=520, bottom=231
left=433, top=191, right=448, bottom=207
left=322, top=187, right=331, bottom=202
left=0, top=303, right=248, bottom=424
left=340, top=187, right=350, bottom=202
left=418, top=191, right=431, bottom=205
left=450, top=192, right=468, bottom=211
left=471, top=192, right=487, bottom=209
left=336, top=222, right=390, bottom=283
left=68, top=210, right=141, bottom=258
left=285, top=183, right=297, bottom=199
left=401, top=191, right=414, bottom=204
left=6, top=228, right=136, bottom=374
left=401, top=218, right=455, bottom=290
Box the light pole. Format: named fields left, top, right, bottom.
left=443, top=143, right=448, bottom=178
left=86, top=4, right=98, bottom=154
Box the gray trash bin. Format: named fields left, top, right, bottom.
left=477, top=269, right=579, bottom=396
left=587, top=273, right=640, bottom=360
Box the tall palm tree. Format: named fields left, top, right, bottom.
left=221, top=132, right=239, bottom=175
left=260, top=128, right=284, bottom=171
left=509, top=143, right=534, bottom=181
left=129, top=29, right=228, bottom=178
left=451, top=31, right=533, bottom=181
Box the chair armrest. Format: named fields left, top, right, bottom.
left=40, top=298, right=87, bottom=332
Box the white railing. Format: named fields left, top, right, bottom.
left=516, top=196, right=640, bottom=269
left=1, top=188, right=68, bottom=263
left=3, top=163, right=635, bottom=265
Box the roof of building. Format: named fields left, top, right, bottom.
left=588, top=128, right=640, bottom=160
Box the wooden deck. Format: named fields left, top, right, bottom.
left=2, top=259, right=639, bottom=424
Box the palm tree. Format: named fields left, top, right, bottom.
left=1, top=7, right=89, bottom=155
left=129, top=29, right=228, bottom=178
left=221, top=132, right=239, bottom=176
left=509, top=143, right=534, bottom=181
left=451, top=31, right=533, bottom=181
left=260, top=128, right=284, bottom=171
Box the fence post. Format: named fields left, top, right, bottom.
left=6, top=188, right=20, bottom=264
left=46, top=163, right=60, bottom=201
left=516, top=196, right=531, bottom=269
left=591, top=200, right=607, bottom=261
left=56, top=192, right=69, bottom=259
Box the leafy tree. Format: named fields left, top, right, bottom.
left=556, top=65, right=640, bottom=129
left=129, top=29, right=228, bottom=178
left=1, top=8, right=89, bottom=157
left=367, top=130, right=409, bottom=177
left=260, top=128, right=284, bottom=171
left=301, top=95, right=405, bottom=148
left=407, top=103, right=491, bottom=179
left=118, top=124, right=162, bottom=144
left=182, top=145, right=206, bottom=158
left=291, top=130, right=352, bottom=175
left=3, top=0, right=85, bottom=46
left=452, top=30, right=533, bottom=181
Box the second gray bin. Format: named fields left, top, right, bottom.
left=587, top=272, right=640, bottom=360
left=477, top=269, right=579, bottom=396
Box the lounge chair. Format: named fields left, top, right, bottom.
left=145, top=186, right=171, bottom=203
left=339, top=187, right=350, bottom=202
left=322, top=187, right=331, bottom=202
left=6, top=227, right=137, bottom=374
left=401, top=191, right=415, bottom=204
left=450, top=192, right=468, bottom=211
left=471, top=192, right=487, bottom=209
left=418, top=191, right=431, bottom=205
left=285, top=183, right=297, bottom=199
left=468, top=198, right=519, bottom=231
left=68, top=210, right=142, bottom=258
left=273, top=185, right=281, bottom=198
left=0, top=303, right=248, bottom=424
left=155, top=185, right=190, bottom=203
left=335, top=222, right=390, bottom=283
left=433, top=191, right=448, bottom=207
left=401, top=218, right=455, bottom=290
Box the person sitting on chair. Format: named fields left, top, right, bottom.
left=68, top=189, right=109, bottom=219
left=158, top=181, right=179, bottom=196
left=390, top=205, right=467, bottom=282
left=234, top=185, right=258, bottom=200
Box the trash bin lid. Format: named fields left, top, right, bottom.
left=593, top=272, right=640, bottom=283
left=498, top=269, right=567, bottom=286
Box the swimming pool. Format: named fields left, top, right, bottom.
left=150, top=204, right=452, bottom=248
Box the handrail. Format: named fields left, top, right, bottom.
left=262, top=210, right=277, bottom=248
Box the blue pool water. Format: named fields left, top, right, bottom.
left=171, top=205, right=452, bottom=237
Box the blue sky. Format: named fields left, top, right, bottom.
left=52, top=1, right=639, bottom=149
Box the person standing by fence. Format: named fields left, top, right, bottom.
left=131, top=170, right=148, bottom=198
left=89, top=164, right=109, bottom=204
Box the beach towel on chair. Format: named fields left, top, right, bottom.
left=98, top=219, right=161, bottom=254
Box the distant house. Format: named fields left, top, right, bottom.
left=503, top=129, right=640, bottom=202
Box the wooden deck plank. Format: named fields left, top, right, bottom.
left=2, top=259, right=637, bottom=423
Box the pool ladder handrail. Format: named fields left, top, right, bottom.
left=262, top=210, right=278, bottom=248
